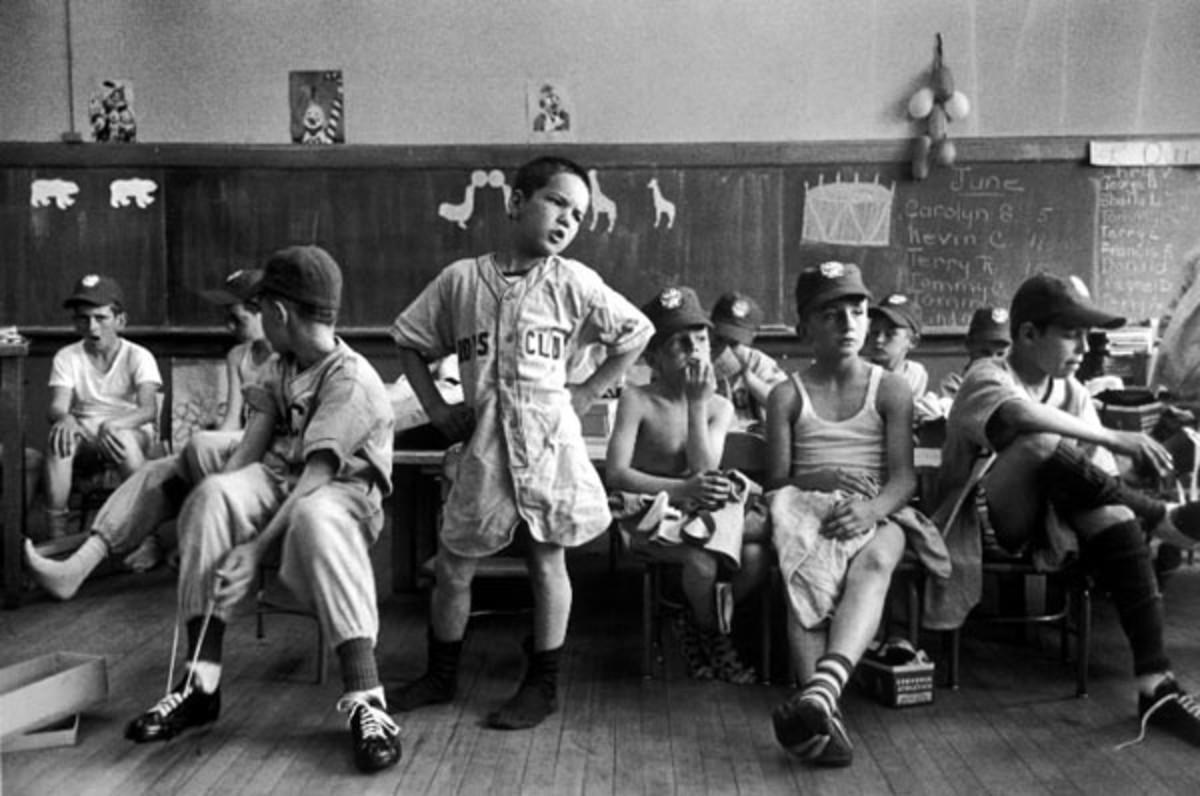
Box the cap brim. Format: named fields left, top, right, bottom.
left=869, top=306, right=918, bottom=331
left=712, top=321, right=755, bottom=346
left=1055, top=306, right=1126, bottom=330
left=967, top=330, right=1011, bottom=344
left=802, top=285, right=872, bottom=312
left=63, top=294, right=113, bottom=309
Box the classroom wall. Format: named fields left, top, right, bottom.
left=4, top=0, right=1200, bottom=145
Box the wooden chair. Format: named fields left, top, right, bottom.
left=917, top=446, right=1092, bottom=697
left=254, top=544, right=328, bottom=685
left=944, top=553, right=1092, bottom=697
left=636, top=430, right=773, bottom=681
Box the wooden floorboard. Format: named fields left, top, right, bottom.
left=5, top=553, right=1200, bottom=794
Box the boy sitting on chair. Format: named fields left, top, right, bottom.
left=124, top=246, right=401, bottom=774
left=43, top=274, right=162, bottom=539
left=767, top=263, right=948, bottom=767
left=928, top=272, right=1200, bottom=748
left=709, top=291, right=787, bottom=432
left=606, top=286, right=767, bottom=683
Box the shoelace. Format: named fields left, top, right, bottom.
left=1114, top=690, right=1200, bottom=750
left=337, top=697, right=400, bottom=740
left=148, top=685, right=192, bottom=719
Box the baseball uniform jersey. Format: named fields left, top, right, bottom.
left=390, top=253, right=652, bottom=556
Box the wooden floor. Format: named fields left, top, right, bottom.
left=3, top=547, right=1200, bottom=796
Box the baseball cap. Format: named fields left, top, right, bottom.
left=869, top=293, right=922, bottom=334
left=1010, top=273, right=1124, bottom=330
left=255, top=245, right=343, bottom=311
left=199, top=268, right=263, bottom=306
left=711, top=292, right=763, bottom=346
left=642, top=286, right=712, bottom=347
left=794, top=261, right=872, bottom=314
left=966, top=307, right=1012, bottom=344
left=64, top=274, right=124, bottom=309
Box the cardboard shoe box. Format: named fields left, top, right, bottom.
left=0, top=652, right=108, bottom=752
left=855, top=654, right=935, bottom=708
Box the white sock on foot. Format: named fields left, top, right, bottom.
left=24, top=535, right=109, bottom=600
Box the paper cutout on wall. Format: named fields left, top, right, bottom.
left=801, top=174, right=894, bottom=247
left=438, top=170, right=488, bottom=229
left=30, top=179, right=80, bottom=210
left=109, top=178, right=157, bottom=209
left=528, top=80, right=574, bottom=142
left=487, top=169, right=511, bottom=207
left=647, top=178, right=676, bottom=230
left=588, top=170, right=617, bottom=233
left=290, top=70, right=344, bottom=145
left=89, top=79, right=136, bottom=143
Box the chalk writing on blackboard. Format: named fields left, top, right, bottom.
left=802, top=173, right=893, bottom=247
left=901, top=165, right=1074, bottom=330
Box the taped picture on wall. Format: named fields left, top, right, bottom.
left=290, top=70, right=344, bottom=144
left=527, top=79, right=574, bottom=141
left=88, top=79, right=136, bottom=143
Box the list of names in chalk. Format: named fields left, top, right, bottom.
left=1096, top=167, right=1180, bottom=322
left=901, top=165, right=1067, bottom=329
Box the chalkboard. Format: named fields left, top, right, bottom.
left=3, top=142, right=1200, bottom=335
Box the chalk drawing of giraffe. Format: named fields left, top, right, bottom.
left=439, top=170, right=489, bottom=229
left=647, top=178, right=676, bottom=230
left=587, top=169, right=617, bottom=233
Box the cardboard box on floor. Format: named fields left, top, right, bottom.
left=0, top=652, right=107, bottom=752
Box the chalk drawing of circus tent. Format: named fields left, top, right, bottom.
left=801, top=173, right=895, bottom=247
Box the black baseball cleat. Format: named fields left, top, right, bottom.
left=125, top=682, right=220, bottom=743
left=1138, top=676, right=1200, bottom=747
left=338, top=695, right=401, bottom=773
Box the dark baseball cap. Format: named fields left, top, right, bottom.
left=642, top=286, right=712, bottom=347
left=711, top=292, right=764, bottom=346
left=64, top=274, right=124, bottom=309
left=794, top=261, right=872, bottom=314
left=966, top=307, right=1012, bottom=344
left=869, top=293, right=922, bottom=334
left=255, top=245, right=343, bottom=311
left=199, top=268, right=263, bottom=306
left=1010, top=273, right=1124, bottom=330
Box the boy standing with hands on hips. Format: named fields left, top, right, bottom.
left=389, top=156, right=652, bottom=729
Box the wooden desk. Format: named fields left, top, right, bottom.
left=1, top=340, right=30, bottom=608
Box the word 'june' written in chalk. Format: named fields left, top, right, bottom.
left=902, top=166, right=1057, bottom=329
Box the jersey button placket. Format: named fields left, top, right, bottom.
left=499, top=287, right=526, bottom=467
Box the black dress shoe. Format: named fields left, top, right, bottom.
left=338, top=695, right=401, bottom=773
left=125, top=683, right=220, bottom=742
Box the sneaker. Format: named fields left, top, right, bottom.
left=1137, top=676, right=1200, bottom=747
left=705, top=630, right=756, bottom=685
left=671, top=613, right=714, bottom=680
left=125, top=682, right=220, bottom=742
left=338, top=695, right=401, bottom=773
left=772, top=694, right=853, bottom=767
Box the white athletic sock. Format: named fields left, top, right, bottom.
left=24, top=535, right=109, bottom=600
left=187, top=661, right=222, bottom=694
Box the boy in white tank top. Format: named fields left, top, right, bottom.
left=765, top=263, right=947, bottom=767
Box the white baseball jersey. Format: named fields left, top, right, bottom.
left=390, top=253, right=652, bottom=556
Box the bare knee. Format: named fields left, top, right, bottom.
left=435, top=549, right=477, bottom=592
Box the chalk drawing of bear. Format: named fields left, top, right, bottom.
left=109, top=178, right=158, bottom=209
left=30, top=179, right=81, bottom=210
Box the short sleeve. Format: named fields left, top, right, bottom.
left=389, top=266, right=457, bottom=360
left=48, top=348, right=74, bottom=390
left=128, top=345, right=162, bottom=388
left=302, top=367, right=387, bottom=471
left=578, top=282, right=653, bottom=356
left=949, top=360, right=1025, bottom=450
